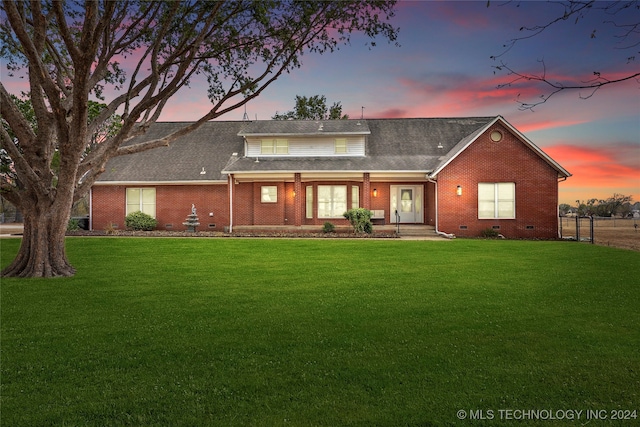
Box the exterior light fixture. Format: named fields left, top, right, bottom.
left=456, top=185, right=462, bottom=196
left=373, top=188, right=378, bottom=197
left=292, top=190, right=296, bottom=197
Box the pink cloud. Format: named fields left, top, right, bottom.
left=371, top=108, right=408, bottom=119
left=545, top=143, right=639, bottom=202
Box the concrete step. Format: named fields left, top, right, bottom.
left=394, top=225, right=437, bottom=237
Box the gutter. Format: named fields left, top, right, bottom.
left=556, top=176, right=569, bottom=237
left=228, top=174, right=234, bottom=234
left=89, top=187, right=93, bottom=231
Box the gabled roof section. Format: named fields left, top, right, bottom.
left=238, top=119, right=370, bottom=136
left=225, top=117, right=495, bottom=174
left=430, top=116, right=571, bottom=178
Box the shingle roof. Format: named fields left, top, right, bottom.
left=225, top=117, right=495, bottom=173
left=97, top=122, right=244, bottom=182
left=95, top=116, right=568, bottom=183
left=238, top=119, right=370, bottom=136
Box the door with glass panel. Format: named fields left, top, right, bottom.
left=390, top=186, right=423, bottom=223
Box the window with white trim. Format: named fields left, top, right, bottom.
left=351, top=185, right=360, bottom=209
left=306, top=186, right=313, bottom=219
left=335, top=138, right=347, bottom=154
left=317, top=185, right=347, bottom=218
left=260, top=139, right=288, bottom=154
left=126, top=188, right=156, bottom=217
left=478, top=183, right=515, bottom=219
left=261, top=186, right=277, bottom=203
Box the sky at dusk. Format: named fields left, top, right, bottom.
left=163, top=0, right=639, bottom=206
left=3, top=1, right=638, bottom=205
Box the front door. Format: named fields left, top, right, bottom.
left=391, top=186, right=423, bottom=223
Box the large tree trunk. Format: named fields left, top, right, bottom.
left=1, top=201, right=75, bottom=278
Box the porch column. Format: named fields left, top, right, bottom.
left=363, top=173, right=371, bottom=209
left=294, top=173, right=302, bottom=226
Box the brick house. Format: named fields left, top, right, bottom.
left=90, top=116, right=570, bottom=238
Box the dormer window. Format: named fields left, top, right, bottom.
left=261, top=139, right=288, bottom=154
left=334, top=138, right=347, bottom=154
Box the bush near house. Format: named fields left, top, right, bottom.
left=343, top=208, right=373, bottom=234
left=124, top=211, right=158, bottom=231
left=481, top=227, right=500, bottom=238
left=322, top=221, right=336, bottom=233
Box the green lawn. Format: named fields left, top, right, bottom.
left=1, top=238, right=639, bottom=426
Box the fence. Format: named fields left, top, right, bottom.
left=559, top=216, right=639, bottom=244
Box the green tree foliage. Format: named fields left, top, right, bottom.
left=273, top=95, right=349, bottom=120
left=0, top=1, right=398, bottom=277
left=559, top=203, right=572, bottom=217
left=576, top=194, right=634, bottom=217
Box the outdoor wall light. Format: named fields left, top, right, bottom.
left=373, top=188, right=378, bottom=197
left=456, top=185, right=462, bottom=196
left=292, top=190, right=296, bottom=197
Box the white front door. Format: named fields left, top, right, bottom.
left=390, top=186, right=423, bottom=223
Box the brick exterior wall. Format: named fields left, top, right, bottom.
left=436, top=124, right=559, bottom=238
left=91, top=184, right=229, bottom=231
left=92, top=179, right=440, bottom=230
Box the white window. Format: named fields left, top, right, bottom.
left=306, top=186, right=313, bottom=219
left=478, top=183, right=515, bottom=219
left=126, top=188, right=156, bottom=217
left=317, top=185, right=347, bottom=218
left=351, top=185, right=359, bottom=209
left=260, top=139, right=288, bottom=154
left=335, top=138, right=347, bottom=154
left=261, top=186, right=277, bottom=203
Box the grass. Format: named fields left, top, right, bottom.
left=1, top=238, right=639, bottom=426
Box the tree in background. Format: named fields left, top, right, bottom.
left=576, top=194, right=633, bottom=217
left=559, top=203, right=572, bottom=216
left=272, top=95, right=349, bottom=120
left=490, top=1, right=639, bottom=110
left=0, top=1, right=398, bottom=277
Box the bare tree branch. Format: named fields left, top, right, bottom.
left=491, top=0, right=640, bottom=109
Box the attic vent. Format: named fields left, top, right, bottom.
left=318, top=123, right=323, bottom=131
left=200, top=167, right=206, bottom=175
left=437, top=142, right=443, bottom=149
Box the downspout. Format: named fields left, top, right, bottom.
left=228, top=174, right=233, bottom=234
left=89, top=187, right=93, bottom=231
left=428, top=177, right=455, bottom=239
left=557, top=176, right=568, bottom=238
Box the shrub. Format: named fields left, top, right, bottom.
left=322, top=222, right=335, bottom=233
left=343, top=208, right=373, bottom=234
left=67, top=218, right=80, bottom=231
left=322, top=222, right=336, bottom=233
left=481, top=228, right=499, bottom=238
left=125, top=211, right=158, bottom=231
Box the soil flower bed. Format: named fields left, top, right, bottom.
left=66, top=229, right=399, bottom=238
